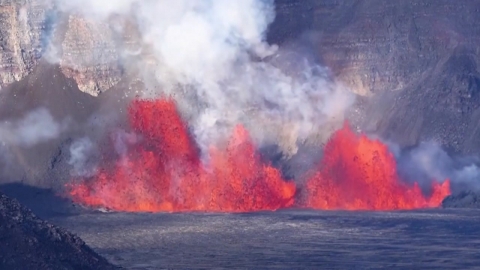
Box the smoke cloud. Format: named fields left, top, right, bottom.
left=0, top=108, right=67, bottom=148
left=53, top=0, right=354, bottom=156
left=68, top=137, right=97, bottom=177
left=394, top=142, right=480, bottom=193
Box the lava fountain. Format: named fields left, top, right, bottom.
left=68, top=98, right=296, bottom=212
left=303, top=123, right=451, bottom=210
left=68, top=98, right=451, bottom=212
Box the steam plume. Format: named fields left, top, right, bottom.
left=68, top=137, right=97, bottom=177
left=53, top=0, right=354, bottom=155
left=0, top=108, right=67, bottom=147
left=395, top=142, right=480, bottom=193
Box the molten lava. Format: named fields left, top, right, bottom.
left=303, top=123, right=451, bottom=210
left=69, top=98, right=296, bottom=212
left=68, top=98, right=451, bottom=213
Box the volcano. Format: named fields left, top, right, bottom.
left=0, top=0, right=479, bottom=269
left=68, top=98, right=450, bottom=212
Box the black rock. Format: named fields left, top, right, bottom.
left=442, top=190, right=480, bottom=209
left=0, top=191, right=119, bottom=270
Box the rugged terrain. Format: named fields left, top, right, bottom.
left=0, top=1, right=479, bottom=268
left=0, top=0, right=478, bottom=152
left=272, top=0, right=480, bottom=154
left=0, top=191, right=118, bottom=269
left=0, top=0, right=477, bottom=203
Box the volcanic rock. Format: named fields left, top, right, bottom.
left=60, top=15, right=123, bottom=96
left=0, top=0, right=479, bottom=192
left=0, top=0, right=50, bottom=88
left=364, top=45, right=480, bottom=154
left=0, top=191, right=119, bottom=269
left=302, top=0, right=480, bottom=154
left=267, top=1, right=480, bottom=154
left=0, top=0, right=477, bottom=152
left=311, top=0, right=480, bottom=96
left=442, top=191, right=480, bottom=209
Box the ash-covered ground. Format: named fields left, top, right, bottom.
left=47, top=209, right=480, bottom=269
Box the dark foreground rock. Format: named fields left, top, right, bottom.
left=442, top=191, right=480, bottom=209
left=0, top=192, right=118, bottom=270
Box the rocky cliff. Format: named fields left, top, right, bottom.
left=0, top=0, right=478, bottom=152
left=271, top=0, right=480, bottom=153
left=0, top=0, right=49, bottom=88
left=60, top=15, right=123, bottom=96
left=0, top=0, right=479, bottom=190
left=312, top=1, right=480, bottom=95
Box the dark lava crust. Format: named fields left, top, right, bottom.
left=442, top=191, right=480, bottom=209
left=0, top=192, right=118, bottom=270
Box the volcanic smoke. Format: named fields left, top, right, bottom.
left=68, top=98, right=451, bottom=212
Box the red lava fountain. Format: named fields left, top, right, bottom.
left=69, top=99, right=296, bottom=212
left=68, top=98, right=451, bottom=212
left=304, top=123, right=451, bottom=210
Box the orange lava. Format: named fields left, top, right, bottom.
left=303, top=123, right=451, bottom=210
left=68, top=98, right=451, bottom=212
left=68, top=98, right=296, bottom=212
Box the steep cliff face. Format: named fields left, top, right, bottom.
left=0, top=0, right=479, bottom=154
left=60, top=15, right=122, bottom=96
left=0, top=0, right=50, bottom=88
left=310, top=0, right=480, bottom=96
left=266, top=0, right=480, bottom=153
left=285, top=0, right=480, bottom=154
left=0, top=0, right=478, bottom=99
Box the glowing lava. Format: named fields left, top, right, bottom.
left=303, top=123, right=451, bottom=210
left=69, top=98, right=296, bottom=212
left=68, top=98, right=451, bottom=213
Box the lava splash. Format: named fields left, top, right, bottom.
left=303, top=124, right=451, bottom=210
left=68, top=99, right=296, bottom=212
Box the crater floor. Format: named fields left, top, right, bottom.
left=49, top=209, right=480, bottom=269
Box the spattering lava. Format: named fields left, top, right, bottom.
left=304, top=123, right=451, bottom=210
left=68, top=98, right=450, bottom=212
left=69, top=99, right=296, bottom=212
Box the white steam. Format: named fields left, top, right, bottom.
left=54, top=0, right=354, bottom=154
left=0, top=108, right=66, bottom=147
left=395, top=142, right=480, bottom=192
left=68, top=137, right=98, bottom=177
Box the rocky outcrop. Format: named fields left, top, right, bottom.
left=0, top=0, right=478, bottom=99
left=60, top=15, right=122, bottom=96
left=363, top=46, right=480, bottom=154
left=0, top=191, right=118, bottom=269
left=267, top=0, right=480, bottom=153
left=311, top=0, right=480, bottom=96
left=442, top=191, right=480, bottom=209
left=0, top=0, right=50, bottom=88
left=0, top=0, right=479, bottom=153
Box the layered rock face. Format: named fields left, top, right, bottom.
left=341, top=2, right=480, bottom=154
left=0, top=1, right=477, bottom=102
left=311, top=0, right=480, bottom=96
left=291, top=0, right=480, bottom=154
left=0, top=0, right=479, bottom=153
left=268, top=0, right=480, bottom=153
left=0, top=1, right=478, bottom=96
left=0, top=0, right=50, bottom=88
left=60, top=15, right=122, bottom=96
